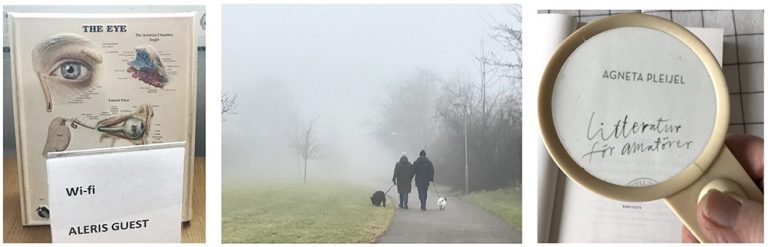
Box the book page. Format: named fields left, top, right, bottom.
left=551, top=26, right=723, bottom=243
left=532, top=13, right=576, bottom=243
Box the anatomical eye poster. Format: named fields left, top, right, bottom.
left=9, top=13, right=198, bottom=226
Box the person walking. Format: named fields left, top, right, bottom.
left=412, top=149, right=434, bottom=211
left=392, top=152, right=414, bottom=209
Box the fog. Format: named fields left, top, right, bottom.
left=222, top=5, right=520, bottom=189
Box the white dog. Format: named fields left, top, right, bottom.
left=437, top=197, right=447, bottom=210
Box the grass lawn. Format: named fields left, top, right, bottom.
left=222, top=183, right=395, bottom=243
left=461, top=186, right=522, bottom=231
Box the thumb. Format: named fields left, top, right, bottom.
left=698, top=189, right=763, bottom=243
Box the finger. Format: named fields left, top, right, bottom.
left=724, top=134, right=764, bottom=190
left=698, top=190, right=764, bottom=243
left=682, top=226, right=700, bottom=243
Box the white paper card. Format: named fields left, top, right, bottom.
left=46, top=142, right=185, bottom=243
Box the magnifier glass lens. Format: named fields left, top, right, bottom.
left=551, top=27, right=717, bottom=187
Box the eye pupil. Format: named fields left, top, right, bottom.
left=60, top=62, right=82, bottom=80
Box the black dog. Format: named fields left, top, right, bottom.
left=371, top=191, right=386, bottom=207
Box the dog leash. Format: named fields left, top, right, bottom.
left=431, top=181, right=443, bottom=198
left=384, top=184, right=395, bottom=194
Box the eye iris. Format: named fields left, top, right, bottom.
left=60, top=62, right=81, bottom=80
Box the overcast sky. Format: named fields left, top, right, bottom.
left=222, top=4, right=520, bottom=184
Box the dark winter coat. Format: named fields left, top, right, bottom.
left=413, top=156, right=434, bottom=187
left=392, top=157, right=414, bottom=193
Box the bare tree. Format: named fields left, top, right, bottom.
left=484, top=5, right=522, bottom=81
left=290, top=117, right=321, bottom=184
left=483, top=5, right=523, bottom=187
left=222, top=92, right=238, bottom=122
left=373, top=70, right=440, bottom=154
left=432, top=6, right=523, bottom=191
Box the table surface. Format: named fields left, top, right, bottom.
left=3, top=156, right=206, bottom=243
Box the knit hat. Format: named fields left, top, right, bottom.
left=419, top=150, right=426, bottom=157
left=401, top=152, right=407, bottom=158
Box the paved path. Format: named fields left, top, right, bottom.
left=376, top=190, right=522, bottom=243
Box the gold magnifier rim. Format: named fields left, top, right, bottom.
left=538, top=13, right=729, bottom=202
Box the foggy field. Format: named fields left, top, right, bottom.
left=222, top=5, right=523, bottom=242
left=222, top=183, right=394, bottom=243
left=461, top=187, right=522, bottom=230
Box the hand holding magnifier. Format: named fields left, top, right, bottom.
left=538, top=14, right=763, bottom=243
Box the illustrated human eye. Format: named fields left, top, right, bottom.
left=32, top=33, right=102, bottom=112
left=48, top=59, right=93, bottom=83
left=97, top=116, right=147, bottom=140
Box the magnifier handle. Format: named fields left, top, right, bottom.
left=664, top=146, right=763, bottom=243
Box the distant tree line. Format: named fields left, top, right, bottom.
left=374, top=6, right=521, bottom=192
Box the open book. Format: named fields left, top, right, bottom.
left=535, top=13, right=725, bottom=243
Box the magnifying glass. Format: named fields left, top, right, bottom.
left=538, top=13, right=762, bottom=243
